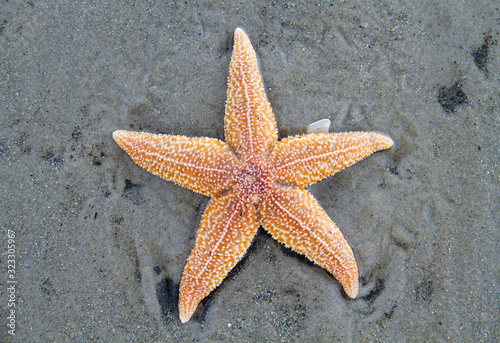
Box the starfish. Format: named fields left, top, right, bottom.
left=113, top=28, right=393, bottom=323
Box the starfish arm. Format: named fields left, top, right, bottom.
left=269, top=132, right=393, bottom=187
left=113, top=130, right=239, bottom=197
left=224, top=28, right=278, bottom=159
left=260, top=185, right=359, bottom=298
left=178, top=191, right=259, bottom=323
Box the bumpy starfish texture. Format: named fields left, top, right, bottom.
left=113, top=28, right=393, bottom=323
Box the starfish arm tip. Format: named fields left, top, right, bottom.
left=178, top=290, right=197, bottom=323
left=371, top=132, right=394, bottom=149
left=112, top=130, right=127, bottom=148
left=112, top=130, right=127, bottom=143
left=233, top=27, right=251, bottom=45
left=234, top=27, right=246, bottom=36
left=383, top=135, right=394, bottom=149
left=179, top=312, right=190, bottom=324
left=345, top=284, right=359, bottom=299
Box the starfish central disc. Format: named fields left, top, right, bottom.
left=234, top=157, right=275, bottom=203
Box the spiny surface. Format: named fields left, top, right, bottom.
left=113, top=27, right=393, bottom=323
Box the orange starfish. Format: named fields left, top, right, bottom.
left=113, top=28, right=393, bottom=323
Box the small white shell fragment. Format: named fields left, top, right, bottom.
left=306, top=119, right=331, bottom=134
